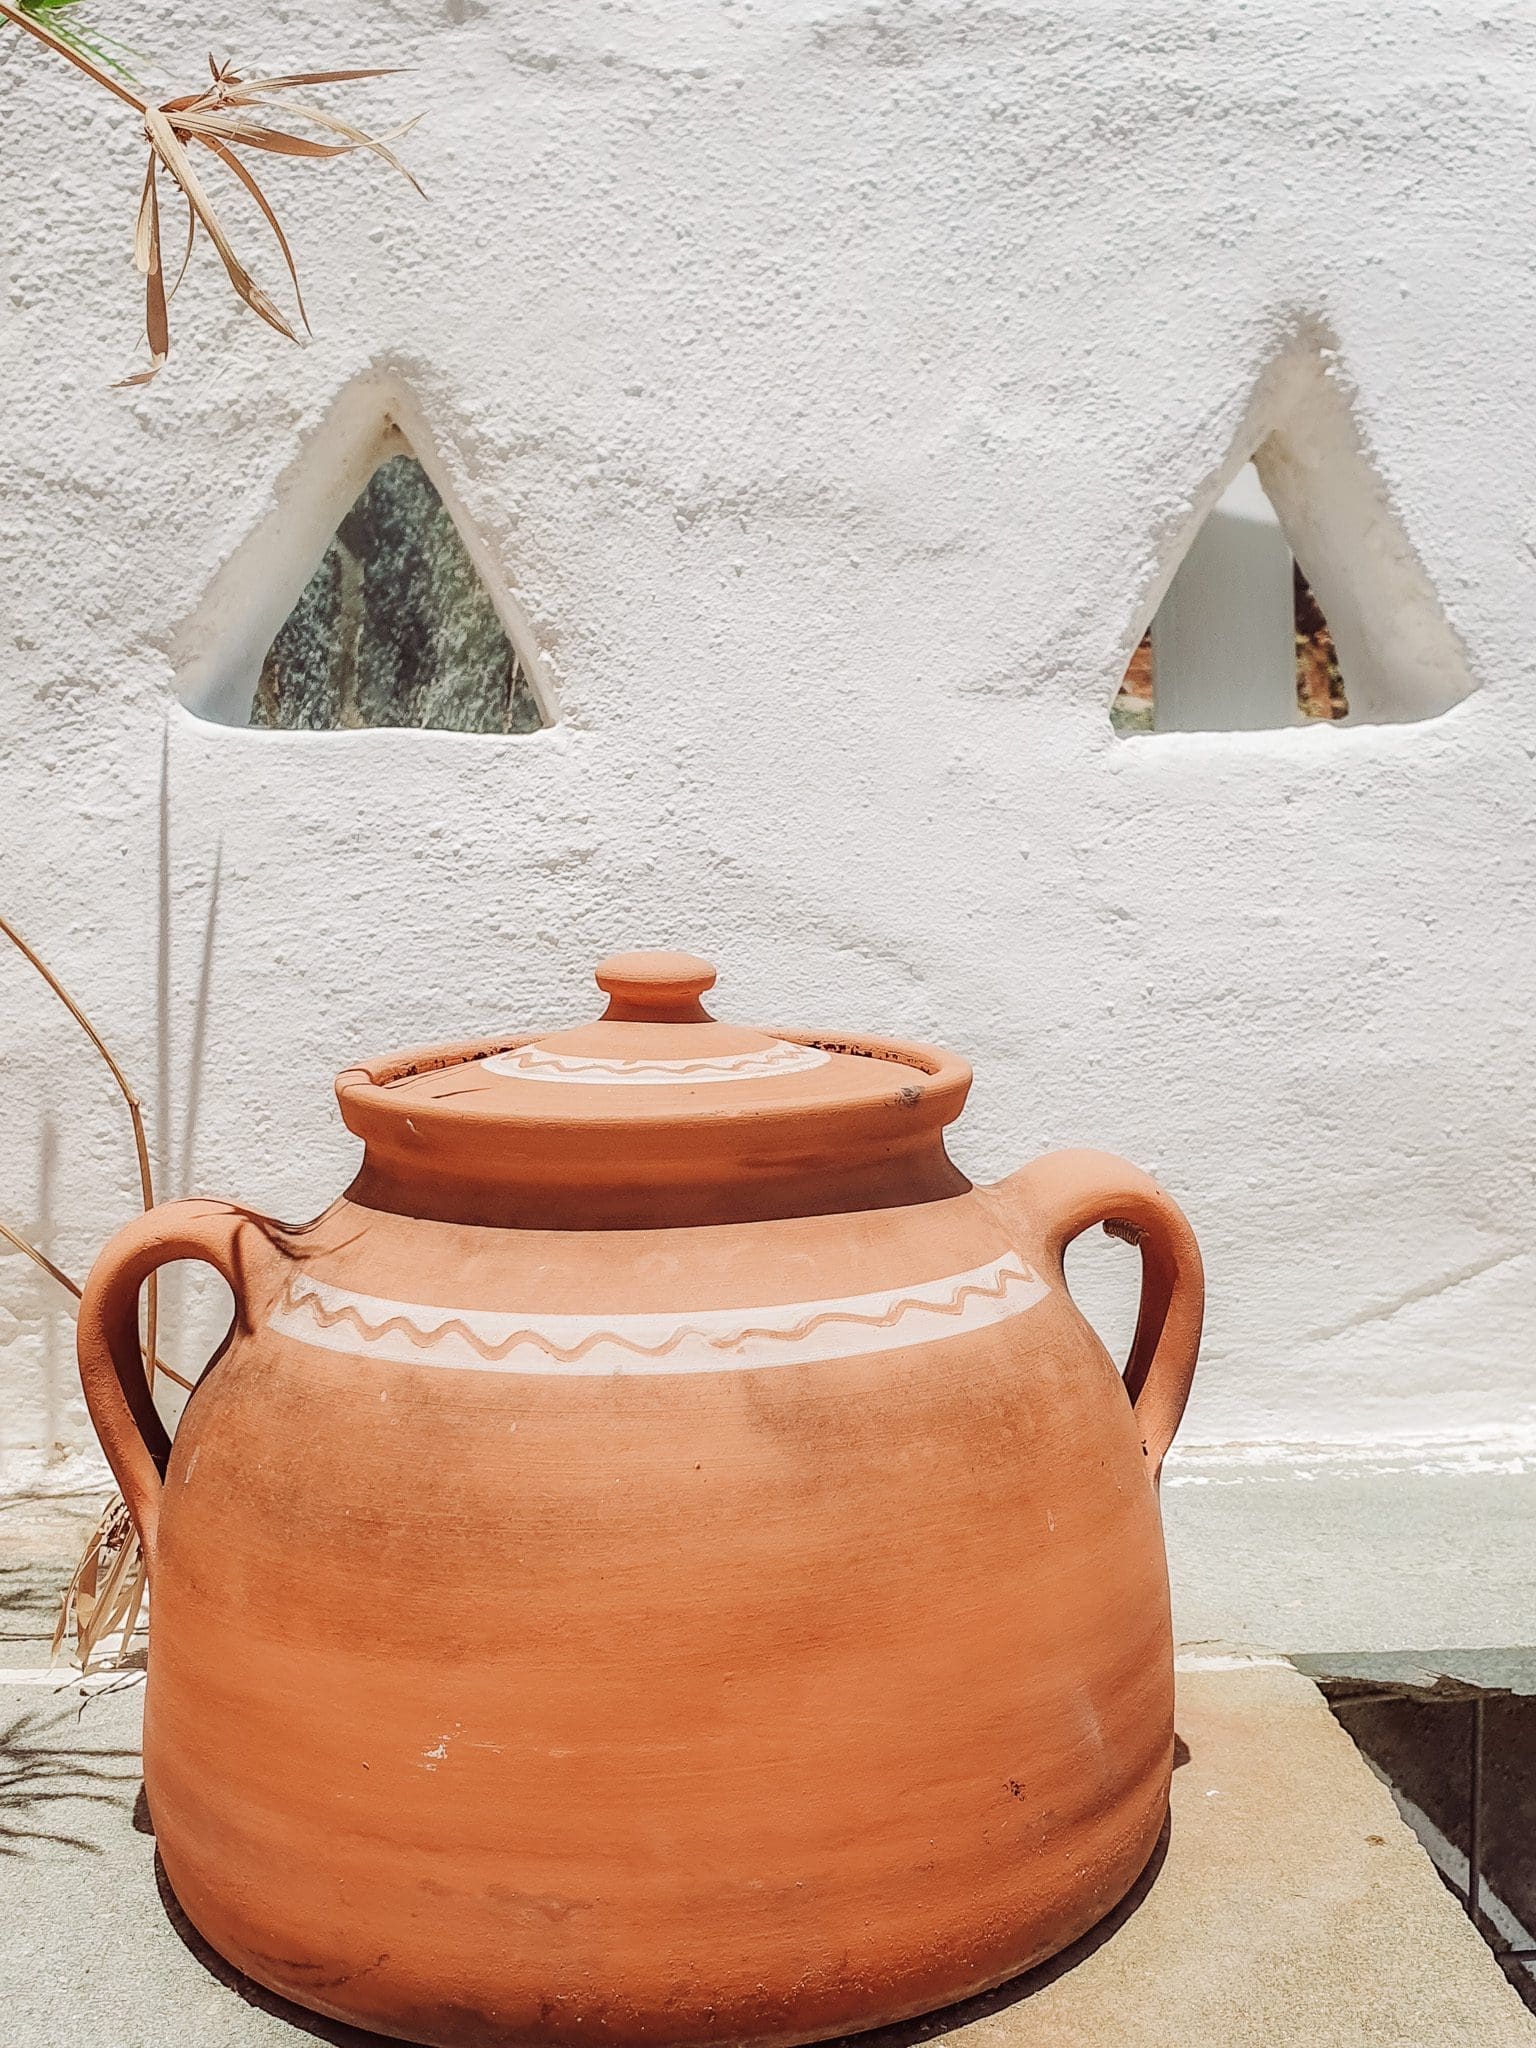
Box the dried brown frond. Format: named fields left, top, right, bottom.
left=0, top=3, right=422, bottom=380
left=51, top=1497, right=146, bottom=1673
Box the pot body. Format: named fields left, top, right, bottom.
left=112, top=1178, right=1187, bottom=2048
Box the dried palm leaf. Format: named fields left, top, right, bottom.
left=0, top=4, right=421, bottom=380
left=51, top=1497, right=146, bottom=1673
left=143, top=104, right=299, bottom=342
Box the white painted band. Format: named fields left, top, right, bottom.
left=268, top=1255, right=1049, bottom=1375
left=479, top=1039, right=833, bottom=1085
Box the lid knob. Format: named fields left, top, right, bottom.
left=595, top=951, right=718, bottom=1023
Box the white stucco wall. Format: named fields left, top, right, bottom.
left=2, top=0, right=1534, bottom=1492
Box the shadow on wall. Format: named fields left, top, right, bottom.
left=1111, top=351, right=1477, bottom=736
left=150, top=730, right=236, bottom=1418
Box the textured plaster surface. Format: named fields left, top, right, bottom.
left=1, top=2, right=1534, bottom=1499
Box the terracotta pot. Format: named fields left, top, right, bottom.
left=78, top=951, right=1203, bottom=2048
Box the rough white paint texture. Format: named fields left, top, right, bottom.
left=2, top=0, right=1534, bottom=1480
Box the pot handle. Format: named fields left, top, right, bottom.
left=76, top=1198, right=254, bottom=1577
left=995, top=1149, right=1204, bottom=1479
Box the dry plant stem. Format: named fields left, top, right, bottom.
left=0, top=1216, right=194, bottom=1392
left=0, top=1213, right=77, bottom=1299
left=0, top=908, right=170, bottom=1669
left=0, top=914, right=158, bottom=1385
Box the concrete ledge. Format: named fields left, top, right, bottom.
left=1164, top=1441, right=1536, bottom=1652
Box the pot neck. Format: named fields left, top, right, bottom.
left=345, top=1137, right=971, bottom=1231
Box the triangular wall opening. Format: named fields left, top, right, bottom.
left=252, top=446, right=541, bottom=735
left=173, top=378, right=553, bottom=733
left=1112, top=354, right=1476, bottom=736
left=1112, top=463, right=1347, bottom=735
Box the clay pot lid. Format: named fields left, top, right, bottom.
left=485, top=950, right=824, bottom=1081
left=335, top=951, right=974, bottom=1223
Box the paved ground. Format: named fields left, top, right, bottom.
left=4, top=1497, right=1534, bottom=2047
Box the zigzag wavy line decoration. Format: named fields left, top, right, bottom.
left=267, top=1256, right=1050, bottom=1375
left=478, top=1040, right=833, bottom=1086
